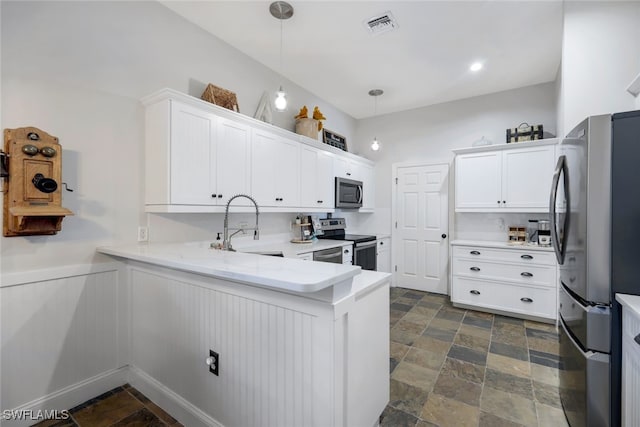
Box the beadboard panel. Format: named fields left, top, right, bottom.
left=130, top=268, right=334, bottom=427
left=1, top=267, right=121, bottom=410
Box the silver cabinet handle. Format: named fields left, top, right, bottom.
left=521, top=272, right=533, bottom=277
left=521, top=297, right=533, bottom=303
left=470, top=290, right=480, bottom=295
left=470, top=267, right=481, bottom=272
left=470, top=250, right=481, bottom=255
left=521, top=254, right=533, bottom=260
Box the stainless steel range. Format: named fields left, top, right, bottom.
left=317, top=218, right=377, bottom=271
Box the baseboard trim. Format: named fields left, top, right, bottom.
left=128, top=366, right=223, bottom=427
left=2, top=366, right=224, bottom=427
left=2, top=368, right=128, bottom=427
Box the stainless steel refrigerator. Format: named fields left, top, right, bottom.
left=552, top=110, right=640, bottom=427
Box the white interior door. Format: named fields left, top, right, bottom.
left=394, top=164, right=449, bottom=294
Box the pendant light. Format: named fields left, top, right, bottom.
left=369, top=89, right=383, bottom=151
left=270, top=1, right=294, bottom=112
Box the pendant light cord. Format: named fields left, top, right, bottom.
left=279, top=19, right=283, bottom=74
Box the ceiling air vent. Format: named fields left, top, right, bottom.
left=364, top=11, right=399, bottom=36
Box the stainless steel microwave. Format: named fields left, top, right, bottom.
left=335, top=177, right=363, bottom=208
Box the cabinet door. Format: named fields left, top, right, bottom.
left=376, top=238, right=391, bottom=272
left=359, top=162, right=375, bottom=211
left=300, top=146, right=334, bottom=208
left=455, top=151, right=501, bottom=210
left=216, top=117, right=251, bottom=205
left=170, top=101, right=216, bottom=205
left=317, top=150, right=334, bottom=208
left=250, top=129, right=277, bottom=206
left=502, top=145, right=555, bottom=209
left=275, top=137, right=300, bottom=207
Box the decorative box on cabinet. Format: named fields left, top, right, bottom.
left=451, top=242, right=558, bottom=321
left=454, top=139, right=558, bottom=212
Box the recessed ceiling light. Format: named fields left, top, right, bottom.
left=470, top=62, right=483, bottom=72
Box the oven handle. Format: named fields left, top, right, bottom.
left=355, top=241, right=377, bottom=250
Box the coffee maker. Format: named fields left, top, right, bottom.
left=528, top=219, right=551, bottom=246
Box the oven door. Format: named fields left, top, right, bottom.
left=354, top=240, right=377, bottom=271
left=313, top=247, right=343, bottom=264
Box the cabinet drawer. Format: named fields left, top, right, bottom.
left=453, top=259, right=556, bottom=287
left=452, top=246, right=556, bottom=265
left=451, top=277, right=556, bottom=319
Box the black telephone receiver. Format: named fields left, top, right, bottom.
left=32, top=173, right=58, bottom=193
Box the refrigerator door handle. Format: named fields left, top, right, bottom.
left=550, top=155, right=570, bottom=264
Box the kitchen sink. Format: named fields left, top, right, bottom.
left=243, top=250, right=284, bottom=257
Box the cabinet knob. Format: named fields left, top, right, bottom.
left=520, top=297, right=533, bottom=303
left=503, top=200, right=506, bottom=204
left=441, top=233, right=447, bottom=239
left=379, top=241, right=384, bottom=245
left=521, top=272, right=533, bottom=278
left=211, top=194, right=217, bottom=198
left=218, top=194, right=223, bottom=198
left=346, top=172, right=351, bottom=176
left=497, top=201, right=501, bottom=204
left=470, top=250, right=481, bottom=255
left=344, top=249, right=349, bottom=253
left=470, top=267, right=481, bottom=272
left=318, top=200, right=323, bottom=204
left=521, top=254, right=533, bottom=260
left=470, top=290, right=480, bottom=295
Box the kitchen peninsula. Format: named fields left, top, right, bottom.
left=97, top=242, right=390, bottom=427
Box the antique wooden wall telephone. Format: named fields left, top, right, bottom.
left=1, top=127, right=73, bottom=236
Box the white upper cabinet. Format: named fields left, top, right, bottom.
left=501, top=145, right=556, bottom=210
left=215, top=117, right=251, bottom=205
left=455, top=151, right=502, bottom=210
left=168, top=101, right=217, bottom=206
left=300, top=145, right=334, bottom=209
left=142, top=89, right=375, bottom=213
left=454, top=140, right=558, bottom=213
left=251, top=129, right=300, bottom=208
left=359, top=162, right=376, bottom=212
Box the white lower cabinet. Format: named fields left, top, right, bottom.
left=622, top=302, right=640, bottom=426
left=376, top=237, right=391, bottom=273
left=451, top=244, right=557, bottom=321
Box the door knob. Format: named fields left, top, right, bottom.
left=441, top=233, right=447, bottom=239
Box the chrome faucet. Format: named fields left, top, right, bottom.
left=222, top=194, right=260, bottom=251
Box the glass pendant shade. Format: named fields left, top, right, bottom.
left=274, top=87, right=287, bottom=111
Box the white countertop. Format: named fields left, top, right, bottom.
left=616, top=294, right=640, bottom=318
left=451, top=239, right=555, bottom=252
left=97, top=241, right=361, bottom=294
left=234, top=238, right=352, bottom=258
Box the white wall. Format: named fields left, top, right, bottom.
left=0, top=0, right=357, bottom=414
left=347, top=82, right=557, bottom=235
left=559, top=1, right=640, bottom=135
left=0, top=1, right=356, bottom=274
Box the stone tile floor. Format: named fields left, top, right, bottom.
left=31, top=384, right=183, bottom=427
left=382, top=287, right=569, bottom=427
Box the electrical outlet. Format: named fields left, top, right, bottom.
left=206, top=349, right=219, bottom=376
left=137, top=226, right=149, bottom=242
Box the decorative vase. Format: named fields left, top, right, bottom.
left=295, top=118, right=319, bottom=139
